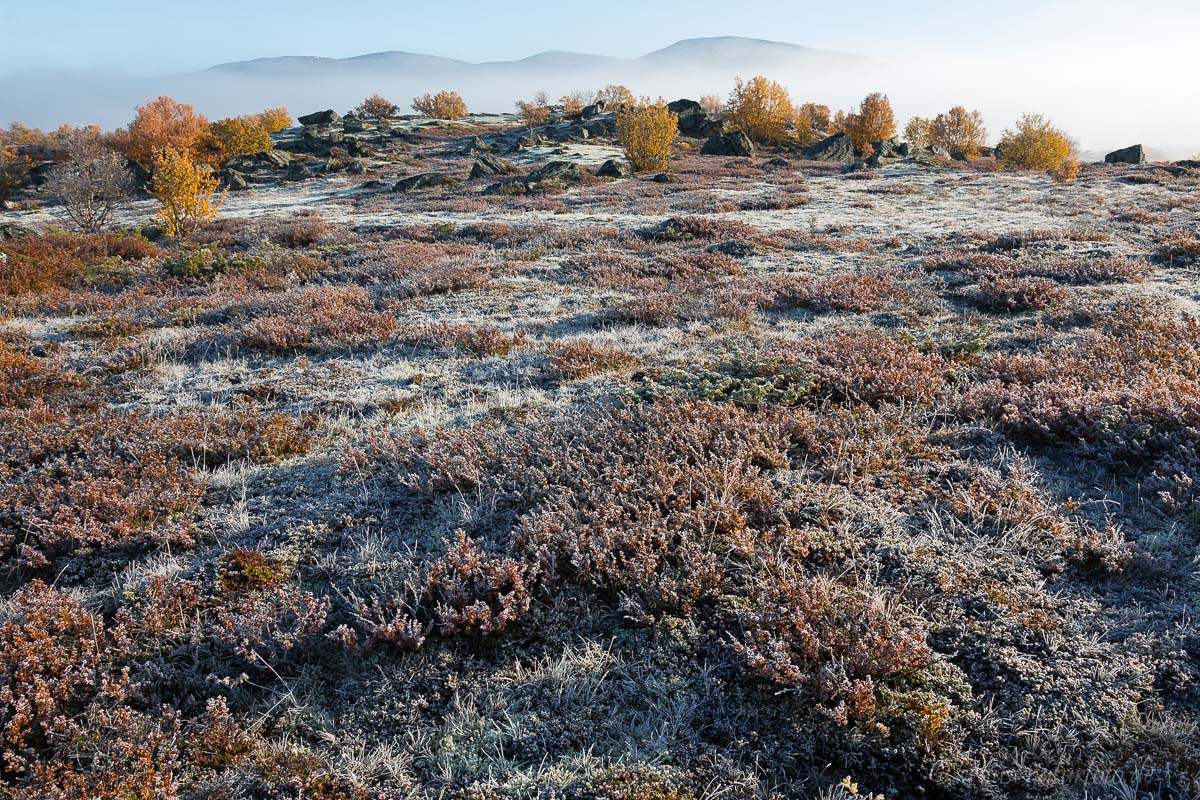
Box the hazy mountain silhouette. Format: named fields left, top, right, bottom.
left=0, top=37, right=868, bottom=130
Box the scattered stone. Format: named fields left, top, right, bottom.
left=763, top=157, right=790, bottom=168
left=526, top=161, right=586, bottom=182
left=581, top=101, right=607, bottom=118
left=701, top=131, right=754, bottom=157
left=706, top=240, right=763, bottom=258
left=126, top=160, right=153, bottom=188
left=803, top=132, right=855, bottom=162
left=930, top=145, right=952, bottom=160
left=297, top=109, right=340, bottom=126
left=393, top=173, right=462, bottom=193
left=667, top=99, right=719, bottom=137
left=470, top=153, right=517, bottom=179
left=347, top=160, right=366, bottom=175
left=651, top=173, right=677, bottom=183
left=596, top=159, right=632, bottom=178
left=285, top=162, right=315, bottom=182
left=220, top=170, right=250, bottom=191
left=1106, top=144, right=1146, bottom=165
left=0, top=223, right=33, bottom=241
left=464, top=136, right=493, bottom=155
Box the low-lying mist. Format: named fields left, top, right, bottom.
left=2, top=40, right=1196, bottom=158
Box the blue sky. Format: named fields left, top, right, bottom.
left=3, top=0, right=1197, bottom=74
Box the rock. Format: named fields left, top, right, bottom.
left=346, top=140, right=373, bottom=158
left=347, top=160, right=366, bottom=175
left=1175, top=160, right=1200, bottom=170
left=977, top=147, right=995, bottom=158
left=393, top=173, right=462, bottom=193
left=285, top=162, right=315, bottom=182
left=911, top=148, right=950, bottom=167
left=482, top=179, right=529, bottom=196
left=896, top=142, right=912, bottom=157
left=872, top=138, right=902, bottom=159
left=951, top=151, right=970, bottom=162
left=465, top=136, right=493, bottom=154
left=763, top=157, right=790, bottom=168
left=224, top=155, right=264, bottom=174
left=581, top=118, right=615, bottom=137
left=526, top=161, right=586, bottom=182
left=596, top=159, right=632, bottom=178
left=1106, top=144, right=1146, bottom=165
left=930, top=145, right=952, bottom=160
left=258, top=150, right=291, bottom=168
left=297, top=109, right=340, bottom=126
left=701, top=131, right=754, bottom=157
left=706, top=240, right=763, bottom=258
left=0, top=223, right=33, bottom=241
left=125, top=160, right=153, bottom=188
left=845, top=161, right=870, bottom=173
left=667, top=99, right=718, bottom=137
left=647, top=217, right=705, bottom=242
left=651, top=173, right=677, bottom=183
left=343, top=118, right=372, bottom=133
left=220, top=170, right=250, bottom=191
left=581, top=101, right=607, bottom=118
left=803, top=132, right=855, bottom=162
left=470, top=154, right=516, bottom=179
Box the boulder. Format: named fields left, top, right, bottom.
left=872, top=138, right=902, bottom=159
left=596, top=159, right=632, bottom=178
left=259, top=150, right=291, bottom=168
left=125, top=160, right=153, bottom=188
left=763, top=157, right=790, bottom=168
left=343, top=118, right=372, bottom=133
left=581, top=101, right=607, bottom=119
left=667, top=99, right=718, bottom=137
left=393, top=173, right=462, bottom=193
left=224, top=155, right=264, bottom=174
left=701, top=131, right=754, bottom=157
left=464, top=136, right=493, bottom=155
left=1106, top=145, right=1146, bottom=165
left=526, top=161, right=586, bottom=182
left=1175, top=160, right=1200, bottom=170
left=482, top=179, right=529, bottom=196
left=581, top=118, right=616, bottom=137
left=706, top=240, right=763, bottom=258
left=930, top=145, right=952, bottom=160
left=803, top=132, right=855, bottom=162
left=297, top=109, right=340, bottom=126
left=0, top=223, right=33, bottom=241
left=470, top=154, right=516, bottom=179
left=285, top=162, right=315, bottom=182
left=220, top=170, right=250, bottom=191
left=651, top=173, right=677, bottom=183
left=347, top=160, right=366, bottom=175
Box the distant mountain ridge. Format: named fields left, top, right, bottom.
left=0, top=37, right=870, bottom=131
left=206, top=37, right=859, bottom=78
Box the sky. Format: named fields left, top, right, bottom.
left=3, top=0, right=1198, bottom=75
left=2, top=0, right=1198, bottom=152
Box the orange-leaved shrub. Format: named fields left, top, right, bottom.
left=998, top=113, right=1078, bottom=181
left=202, top=116, right=271, bottom=166
left=844, top=92, right=897, bottom=155
left=149, top=146, right=225, bottom=237
left=725, top=75, right=795, bottom=144
left=357, top=94, right=399, bottom=119
left=616, top=97, right=678, bottom=172
left=110, top=95, right=208, bottom=163
left=412, top=90, right=468, bottom=119
left=930, top=106, right=988, bottom=158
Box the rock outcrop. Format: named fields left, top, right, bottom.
left=803, top=132, right=855, bottom=162
left=701, top=131, right=754, bottom=157
left=1105, top=145, right=1146, bottom=165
